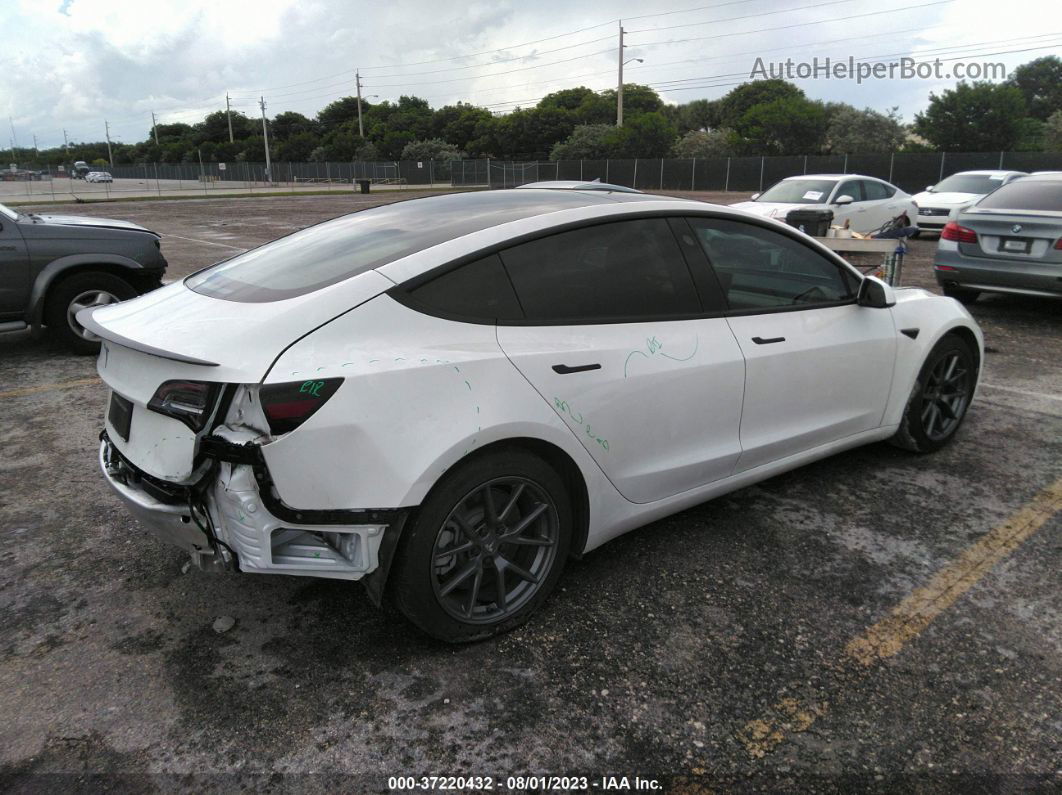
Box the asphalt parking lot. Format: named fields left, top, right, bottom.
left=1, top=190, right=1059, bottom=791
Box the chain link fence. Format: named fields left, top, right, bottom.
left=3, top=151, right=1061, bottom=202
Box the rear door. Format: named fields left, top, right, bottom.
left=688, top=216, right=896, bottom=471
left=0, top=212, right=30, bottom=317
left=496, top=217, right=746, bottom=504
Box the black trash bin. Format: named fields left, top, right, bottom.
left=784, top=208, right=834, bottom=237
left=356, top=179, right=371, bottom=194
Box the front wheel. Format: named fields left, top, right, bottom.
left=45, top=271, right=136, bottom=354
left=891, top=335, right=977, bottom=453
left=391, top=449, right=572, bottom=642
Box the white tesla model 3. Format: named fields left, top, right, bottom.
left=83, top=189, right=983, bottom=641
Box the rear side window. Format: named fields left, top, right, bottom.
left=499, top=218, right=701, bottom=322
left=976, top=180, right=1062, bottom=211
left=862, top=180, right=892, bottom=200
left=688, top=217, right=858, bottom=311
left=408, top=254, right=523, bottom=321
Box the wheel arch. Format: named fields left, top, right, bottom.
left=412, top=437, right=591, bottom=559
left=30, top=255, right=155, bottom=325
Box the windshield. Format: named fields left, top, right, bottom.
left=933, top=174, right=1008, bottom=194
left=186, top=190, right=612, bottom=302
left=0, top=203, right=18, bottom=221
left=756, top=179, right=837, bottom=204
left=974, top=180, right=1062, bottom=212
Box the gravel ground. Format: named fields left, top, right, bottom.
left=0, top=190, right=1059, bottom=792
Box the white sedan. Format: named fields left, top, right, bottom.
left=730, top=174, right=918, bottom=234
left=82, top=189, right=983, bottom=642
left=85, top=171, right=113, bottom=183
left=911, top=170, right=1027, bottom=234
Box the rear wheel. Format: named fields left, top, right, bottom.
left=392, top=449, right=572, bottom=642
left=891, top=335, right=976, bottom=453
left=942, top=284, right=980, bottom=304
left=45, top=271, right=136, bottom=354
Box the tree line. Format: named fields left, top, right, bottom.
left=15, top=56, right=1062, bottom=168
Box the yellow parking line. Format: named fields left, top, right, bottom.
left=738, top=476, right=1062, bottom=758
left=0, top=376, right=102, bottom=400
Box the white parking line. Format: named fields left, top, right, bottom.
left=163, top=234, right=248, bottom=251
left=979, top=382, right=1062, bottom=403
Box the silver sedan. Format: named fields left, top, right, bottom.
left=933, top=174, right=1062, bottom=302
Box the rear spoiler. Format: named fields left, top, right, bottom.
left=77, top=308, right=220, bottom=366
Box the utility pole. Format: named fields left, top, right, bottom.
left=32, top=134, right=39, bottom=159
left=104, top=120, right=114, bottom=168
left=8, top=117, right=17, bottom=160
left=225, top=93, right=234, bottom=143
left=260, top=96, right=272, bottom=183
left=617, top=22, right=625, bottom=127
left=355, top=72, right=365, bottom=138
left=151, top=111, right=160, bottom=146
left=63, top=129, right=69, bottom=153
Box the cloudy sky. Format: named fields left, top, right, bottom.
left=2, top=0, right=1060, bottom=149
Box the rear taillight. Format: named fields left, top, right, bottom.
left=260, top=378, right=343, bottom=435
left=1054, top=237, right=1062, bottom=250
left=147, top=380, right=221, bottom=431
left=941, top=221, right=977, bottom=244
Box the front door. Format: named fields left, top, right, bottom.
left=0, top=211, right=30, bottom=317
left=687, top=216, right=896, bottom=472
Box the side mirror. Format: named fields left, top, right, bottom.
left=750, top=192, right=761, bottom=201
left=858, top=275, right=896, bottom=308
left=834, top=194, right=854, bottom=205
left=925, top=185, right=935, bottom=192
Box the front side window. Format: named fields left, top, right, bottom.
left=499, top=218, right=701, bottom=322
left=688, top=217, right=858, bottom=311
left=834, top=181, right=865, bottom=202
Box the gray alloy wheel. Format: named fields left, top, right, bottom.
left=919, top=349, right=973, bottom=442
left=430, top=477, right=560, bottom=624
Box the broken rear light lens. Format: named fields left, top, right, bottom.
left=147, top=380, right=222, bottom=431
left=260, top=378, right=343, bottom=435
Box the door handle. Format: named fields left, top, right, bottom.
left=552, top=363, right=601, bottom=374
left=751, top=336, right=786, bottom=345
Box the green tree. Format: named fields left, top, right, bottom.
left=549, top=124, right=615, bottom=159
left=914, top=81, right=1027, bottom=151
left=718, top=80, right=804, bottom=128
left=538, top=87, right=598, bottom=112
left=195, top=110, right=253, bottom=145
left=671, top=128, right=736, bottom=158
left=277, top=131, right=321, bottom=161
left=431, top=103, right=492, bottom=150
left=606, top=111, right=677, bottom=158
left=317, top=97, right=363, bottom=133
left=272, top=111, right=317, bottom=140
left=673, top=98, right=724, bottom=134
left=826, top=106, right=906, bottom=153
left=401, top=138, right=464, bottom=161
left=1044, top=110, right=1062, bottom=152
left=734, top=96, right=827, bottom=155
left=1007, top=56, right=1062, bottom=121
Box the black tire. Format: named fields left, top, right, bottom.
left=45, top=271, right=136, bottom=355
left=942, top=284, right=980, bottom=304
left=891, top=334, right=977, bottom=454
left=391, top=448, right=572, bottom=643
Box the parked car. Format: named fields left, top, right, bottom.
left=85, top=171, right=113, bottom=183
left=0, top=201, right=166, bottom=352
left=933, top=173, right=1062, bottom=303
left=83, top=189, right=982, bottom=642
left=911, top=170, right=1027, bottom=235
left=71, top=161, right=90, bottom=179
left=729, top=175, right=918, bottom=235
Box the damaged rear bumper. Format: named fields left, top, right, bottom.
left=99, top=435, right=406, bottom=587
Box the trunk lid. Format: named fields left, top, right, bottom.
left=88, top=271, right=394, bottom=481
left=957, top=210, right=1062, bottom=263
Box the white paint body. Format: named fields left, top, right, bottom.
left=730, top=174, right=918, bottom=234
left=88, top=193, right=983, bottom=580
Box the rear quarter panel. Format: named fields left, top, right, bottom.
left=261, top=295, right=616, bottom=514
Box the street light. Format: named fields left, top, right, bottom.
left=617, top=49, right=645, bottom=127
